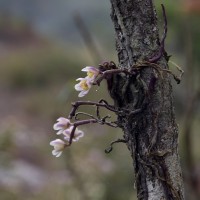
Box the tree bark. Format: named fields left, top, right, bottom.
left=109, top=0, right=185, bottom=199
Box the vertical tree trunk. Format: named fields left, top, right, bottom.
left=109, top=0, right=185, bottom=199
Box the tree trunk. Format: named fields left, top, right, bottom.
left=109, top=0, right=185, bottom=199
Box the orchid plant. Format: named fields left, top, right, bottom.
left=50, top=61, right=183, bottom=157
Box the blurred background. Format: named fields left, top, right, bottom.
left=0, top=0, right=199, bottom=199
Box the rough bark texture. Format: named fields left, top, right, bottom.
left=109, top=0, right=184, bottom=199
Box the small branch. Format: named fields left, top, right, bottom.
left=102, top=120, right=119, bottom=128
left=96, top=99, right=114, bottom=119
left=101, top=115, right=111, bottom=121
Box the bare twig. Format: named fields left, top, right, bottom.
left=102, top=120, right=118, bottom=128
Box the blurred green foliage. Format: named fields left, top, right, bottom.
left=0, top=47, right=84, bottom=88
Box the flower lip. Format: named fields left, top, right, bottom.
left=75, top=79, right=90, bottom=91
left=78, top=90, right=89, bottom=97
left=76, top=78, right=85, bottom=81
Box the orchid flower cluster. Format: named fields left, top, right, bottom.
left=49, top=63, right=139, bottom=158
left=75, top=66, right=100, bottom=97
left=50, top=66, right=102, bottom=157
left=50, top=117, right=84, bottom=157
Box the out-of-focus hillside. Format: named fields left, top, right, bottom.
left=0, top=0, right=114, bottom=47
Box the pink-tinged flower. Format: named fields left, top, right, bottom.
left=82, top=66, right=99, bottom=81
left=75, top=78, right=92, bottom=97
left=50, top=139, right=68, bottom=157
left=53, top=117, right=72, bottom=135
left=63, top=126, right=84, bottom=142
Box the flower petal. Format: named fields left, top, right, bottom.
left=52, top=149, right=58, bottom=156
left=75, top=83, right=83, bottom=91
left=53, top=117, right=71, bottom=132
left=50, top=139, right=66, bottom=157
left=56, top=130, right=63, bottom=135
left=78, top=90, right=89, bottom=97
left=57, top=117, right=70, bottom=124
left=76, top=78, right=84, bottom=81
left=76, top=130, right=84, bottom=138
left=73, top=129, right=84, bottom=142
left=82, top=66, right=99, bottom=73
left=50, top=139, right=65, bottom=147
left=81, top=67, right=90, bottom=72
left=55, top=151, right=62, bottom=157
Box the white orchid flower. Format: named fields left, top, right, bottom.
left=53, top=117, right=72, bottom=135
left=81, top=66, right=100, bottom=81
left=63, top=126, right=84, bottom=142
left=75, top=78, right=92, bottom=97
left=50, top=139, right=68, bottom=157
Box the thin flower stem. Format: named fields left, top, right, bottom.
left=102, top=121, right=118, bottom=128
left=75, top=112, right=97, bottom=120
left=68, top=119, right=98, bottom=145
left=68, top=101, right=117, bottom=119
